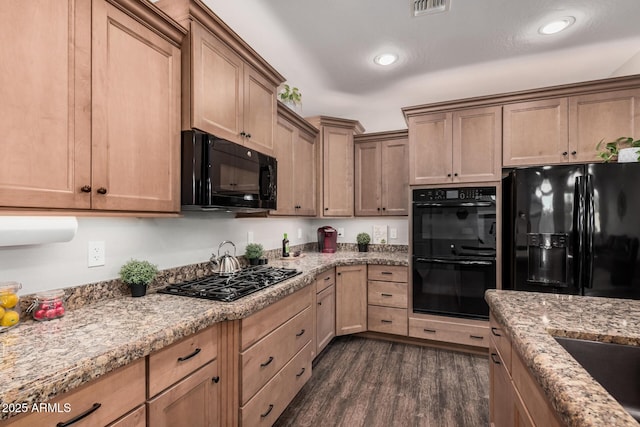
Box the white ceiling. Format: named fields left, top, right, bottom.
left=202, top=0, right=640, bottom=132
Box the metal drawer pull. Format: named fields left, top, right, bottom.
left=177, top=348, right=201, bottom=362
left=324, top=276, right=331, bottom=280
left=490, top=353, right=501, bottom=365
left=260, top=356, right=274, bottom=367
left=56, top=403, right=101, bottom=427
left=296, top=367, right=306, bottom=377
left=469, top=335, right=484, bottom=340
left=381, top=271, right=393, bottom=275
left=490, top=327, right=501, bottom=337
left=423, top=328, right=436, bottom=333
left=381, top=293, right=393, bottom=297
left=318, top=301, right=322, bottom=306
left=260, top=404, right=274, bottom=418
left=296, top=329, right=306, bottom=337
left=212, top=376, right=220, bottom=383
left=381, top=320, right=393, bottom=324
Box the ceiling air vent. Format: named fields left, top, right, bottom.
left=413, top=0, right=450, bottom=16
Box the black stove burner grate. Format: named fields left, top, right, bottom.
left=158, top=265, right=302, bottom=302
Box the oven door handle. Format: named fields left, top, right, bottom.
left=413, top=201, right=493, bottom=208
left=414, top=257, right=494, bottom=266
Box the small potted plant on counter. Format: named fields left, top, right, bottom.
left=596, top=136, right=640, bottom=162
left=357, top=232, right=371, bottom=252
left=245, top=243, right=265, bottom=265
left=119, top=259, right=158, bottom=297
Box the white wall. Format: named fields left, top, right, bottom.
left=0, top=214, right=408, bottom=294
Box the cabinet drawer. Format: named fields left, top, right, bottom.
left=368, top=306, right=408, bottom=336
left=490, top=312, right=512, bottom=373
left=241, top=306, right=312, bottom=404
left=367, top=265, right=408, bottom=283
left=316, top=268, right=335, bottom=293
left=368, top=281, right=407, bottom=308
left=240, top=342, right=312, bottom=427
left=241, top=286, right=312, bottom=350
left=3, top=359, right=145, bottom=427
left=409, top=317, right=489, bottom=348
left=148, top=325, right=218, bottom=398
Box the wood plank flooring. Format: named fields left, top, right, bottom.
left=274, top=336, right=489, bottom=427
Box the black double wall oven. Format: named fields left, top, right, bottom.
left=412, top=187, right=497, bottom=320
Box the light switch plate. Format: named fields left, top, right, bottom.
left=390, top=228, right=397, bottom=239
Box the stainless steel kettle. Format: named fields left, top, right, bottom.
left=210, top=240, right=241, bottom=275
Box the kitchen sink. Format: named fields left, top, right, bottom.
left=554, top=337, right=640, bottom=422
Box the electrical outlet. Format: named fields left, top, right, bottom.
left=88, top=241, right=105, bottom=267
left=390, top=228, right=397, bottom=239
left=337, top=227, right=344, bottom=237
left=247, top=231, right=254, bottom=244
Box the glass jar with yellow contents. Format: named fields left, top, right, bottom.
left=0, top=282, right=21, bottom=332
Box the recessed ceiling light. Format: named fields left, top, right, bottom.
left=539, top=16, right=576, bottom=35
left=374, top=53, right=398, bottom=66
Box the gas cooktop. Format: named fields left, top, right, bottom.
left=158, top=265, right=302, bottom=302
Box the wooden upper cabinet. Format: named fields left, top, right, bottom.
left=308, top=116, right=364, bottom=217
left=91, top=0, right=182, bottom=212
left=272, top=104, right=318, bottom=216
left=0, top=0, right=183, bottom=213
left=355, top=130, right=409, bottom=216
left=503, top=98, right=568, bottom=166
left=0, top=0, right=92, bottom=209
left=569, top=88, right=640, bottom=163
left=407, top=106, right=501, bottom=185
left=156, top=1, right=285, bottom=156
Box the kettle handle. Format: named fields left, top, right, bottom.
left=218, top=240, right=236, bottom=257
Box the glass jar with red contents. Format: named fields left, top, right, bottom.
left=30, top=289, right=66, bottom=321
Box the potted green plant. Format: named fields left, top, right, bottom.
left=119, top=259, right=158, bottom=297
left=356, top=232, right=371, bottom=252
left=278, top=84, right=302, bottom=108
left=596, top=137, right=640, bottom=163
left=245, top=243, right=264, bottom=265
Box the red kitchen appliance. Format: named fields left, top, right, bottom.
left=317, top=226, right=338, bottom=253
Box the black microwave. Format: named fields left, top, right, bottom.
left=181, top=130, right=277, bottom=211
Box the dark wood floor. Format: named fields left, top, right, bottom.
left=274, top=336, right=489, bottom=427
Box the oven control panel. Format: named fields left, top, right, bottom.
left=413, top=187, right=495, bottom=201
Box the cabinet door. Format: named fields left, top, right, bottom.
left=92, top=0, right=181, bottom=212
left=293, top=129, right=318, bottom=215
left=316, top=284, right=336, bottom=356
left=272, top=116, right=296, bottom=215
left=490, top=343, right=515, bottom=427
left=147, top=360, right=220, bottom=427
left=243, top=66, right=277, bottom=156
left=336, top=265, right=367, bottom=335
left=381, top=138, right=409, bottom=215
left=322, top=126, right=354, bottom=216
left=569, top=88, right=640, bottom=163
left=503, top=98, right=568, bottom=166
left=454, top=106, right=502, bottom=183
left=408, top=113, right=453, bottom=185
left=354, top=141, right=381, bottom=216
left=190, top=21, right=243, bottom=143
left=0, top=0, right=91, bottom=209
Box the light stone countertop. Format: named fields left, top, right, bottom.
left=0, top=251, right=407, bottom=420
left=486, top=289, right=640, bottom=427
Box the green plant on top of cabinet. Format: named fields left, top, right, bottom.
left=404, top=106, right=502, bottom=185
left=0, top=0, right=183, bottom=213
left=271, top=102, right=319, bottom=216
left=155, top=0, right=286, bottom=157
left=354, top=130, right=409, bottom=216
left=307, top=116, right=365, bottom=217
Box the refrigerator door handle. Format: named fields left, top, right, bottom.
left=574, top=175, right=585, bottom=290
left=584, top=174, right=595, bottom=289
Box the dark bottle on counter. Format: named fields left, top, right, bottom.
left=282, top=233, right=290, bottom=257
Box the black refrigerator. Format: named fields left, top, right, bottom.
left=503, top=162, right=640, bottom=299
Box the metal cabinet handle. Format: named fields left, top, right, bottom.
left=212, top=376, right=220, bottom=383
left=260, top=356, right=274, bottom=367
left=571, top=150, right=577, bottom=155
left=490, top=327, right=501, bottom=337
left=80, top=185, right=91, bottom=193
left=296, top=367, right=306, bottom=377
left=562, top=151, right=568, bottom=156
left=96, top=187, right=107, bottom=195
left=260, top=404, right=274, bottom=418
left=296, top=329, right=306, bottom=337
left=56, top=403, right=101, bottom=427
left=423, top=328, right=436, bottom=334
left=490, top=353, right=501, bottom=365
left=177, top=348, right=201, bottom=362
left=381, top=293, right=393, bottom=297
left=454, top=173, right=458, bottom=177
left=381, top=320, right=393, bottom=324
left=469, top=335, right=484, bottom=340
left=246, top=133, right=251, bottom=138
left=324, top=276, right=331, bottom=281
left=318, top=301, right=322, bottom=306
left=381, top=271, right=393, bottom=275
left=240, top=131, right=246, bottom=137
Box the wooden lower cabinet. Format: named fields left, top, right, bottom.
left=367, top=265, right=409, bottom=336
left=409, top=315, right=489, bottom=349
left=367, top=305, right=408, bottom=335
left=336, top=264, right=367, bottom=335
left=489, top=311, right=564, bottom=427
left=147, top=360, right=220, bottom=427
left=315, top=281, right=336, bottom=357
left=1, top=359, right=145, bottom=427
